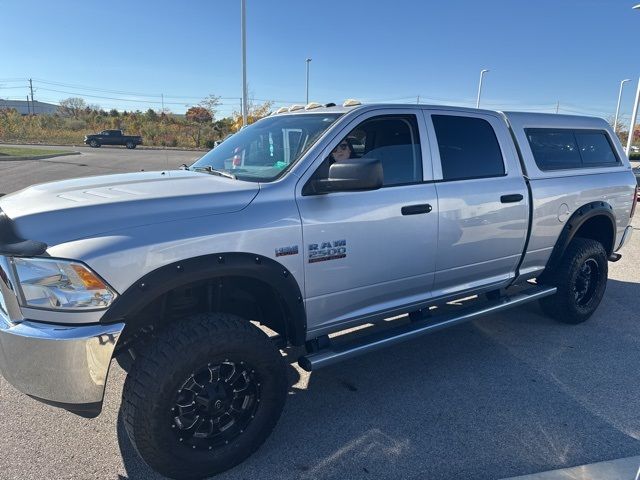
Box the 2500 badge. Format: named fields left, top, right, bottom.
left=308, top=240, right=347, bottom=263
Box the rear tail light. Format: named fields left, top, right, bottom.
left=632, top=185, right=638, bottom=219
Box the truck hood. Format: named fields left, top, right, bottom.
left=0, top=170, right=260, bottom=246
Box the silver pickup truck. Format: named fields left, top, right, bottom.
left=0, top=102, right=636, bottom=479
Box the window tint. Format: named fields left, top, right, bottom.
left=526, top=130, right=581, bottom=170
left=316, top=114, right=422, bottom=187
left=526, top=129, right=620, bottom=170
left=575, top=131, right=619, bottom=166
left=432, top=115, right=505, bottom=181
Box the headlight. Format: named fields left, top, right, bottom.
left=13, top=258, right=117, bottom=310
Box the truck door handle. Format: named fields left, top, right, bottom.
left=500, top=194, right=523, bottom=203
left=401, top=204, right=432, bottom=215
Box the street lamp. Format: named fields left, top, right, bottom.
left=305, top=58, right=312, bottom=104
left=625, top=4, right=640, bottom=155
left=241, top=0, right=248, bottom=127
left=476, top=69, right=489, bottom=109
left=614, top=79, right=630, bottom=133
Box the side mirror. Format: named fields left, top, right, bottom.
left=313, top=158, right=383, bottom=194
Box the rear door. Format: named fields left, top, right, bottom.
left=423, top=110, right=529, bottom=297
left=296, top=108, right=438, bottom=336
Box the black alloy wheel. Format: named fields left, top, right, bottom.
left=539, top=237, right=608, bottom=324
left=170, top=360, right=259, bottom=451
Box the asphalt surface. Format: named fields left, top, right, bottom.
left=0, top=146, right=639, bottom=480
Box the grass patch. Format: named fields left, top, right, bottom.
left=0, top=146, right=74, bottom=157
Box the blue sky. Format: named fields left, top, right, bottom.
left=1, top=0, right=639, bottom=121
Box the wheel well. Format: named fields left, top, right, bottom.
left=573, top=215, right=615, bottom=255
left=117, top=275, right=292, bottom=354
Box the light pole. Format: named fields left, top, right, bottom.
left=305, top=58, right=312, bottom=104
left=625, top=4, right=640, bottom=155
left=614, top=79, right=630, bottom=133
left=241, top=0, right=248, bottom=127
left=626, top=78, right=640, bottom=156
left=476, top=69, right=489, bottom=109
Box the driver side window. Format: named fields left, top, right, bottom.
left=313, top=114, right=423, bottom=187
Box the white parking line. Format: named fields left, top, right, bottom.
left=503, top=456, right=640, bottom=480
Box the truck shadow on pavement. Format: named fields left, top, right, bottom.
left=117, top=279, right=640, bottom=480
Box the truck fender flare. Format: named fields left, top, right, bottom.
left=546, top=201, right=616, bottom=270
left=99, top=252, right=307, bottom=345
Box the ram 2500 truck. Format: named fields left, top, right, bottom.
left=0, top=101, right=636, bottom=479
left=84, top=129, right=142, bottom=149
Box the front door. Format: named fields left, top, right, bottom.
left=296, top=109, right=438, bottom=336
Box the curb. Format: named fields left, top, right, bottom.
left=0, top=151, right=81, bottom=161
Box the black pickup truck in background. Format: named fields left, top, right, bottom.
left=84, top=130, right=143, bottom=149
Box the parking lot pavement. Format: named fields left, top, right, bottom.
left=1, top=151, right=639, bottom=480
left=0, top=144, right=202, bottom=193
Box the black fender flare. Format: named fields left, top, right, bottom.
left=545, top=201, right=616, bottom=270
left=100, top=252, right=306, bottom=345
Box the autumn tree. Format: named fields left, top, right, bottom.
left=185, top=106, right=213, bottom=147
left=232, top=100, right=274, bottom=131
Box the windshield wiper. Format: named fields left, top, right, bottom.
left=191, top=166, right=237, bottom=179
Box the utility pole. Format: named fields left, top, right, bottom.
left=417, top=95, right=420, bottom=104
left=555, top=101, right=560, bottom=114
left=161, top=93, right=164, bottom=114
left=29, top=78, right=34, bottom=115
left=241, top=0, right=248, bottom=127
left=26, top=95, right=31, bottom=115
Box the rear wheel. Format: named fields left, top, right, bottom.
left=122, top=313, right=287, bottom=480
left=126, top=141, right=136, bottom=149
left=539, top=238, right=608, bottom=324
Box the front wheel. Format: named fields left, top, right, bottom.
left=539, top=238, right=608, bottom=324
left=89, top=139, right=100, bottom=148
left=122, top=313, right=287, bottom=480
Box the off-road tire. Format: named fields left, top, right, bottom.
left=539, top=238, right=608, bottom=324
left=121, top=313, right=287, bottom=480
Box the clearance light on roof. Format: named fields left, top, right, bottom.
left=305, top=102, right=323, bottom=110
left=288, top=105, right=305, bottom=112
left=343, top=99, right=362, bottom=107
left=275, top=107, right=289, bottom=114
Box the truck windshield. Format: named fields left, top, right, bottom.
left=189, top=113, right=342, bottom=182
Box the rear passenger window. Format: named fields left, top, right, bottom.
left=526, top=129, right=620, bottom=170
left=432, top=115, right=505, bottom=181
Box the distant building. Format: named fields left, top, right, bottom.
left=0, top=98, right=59, bottom=115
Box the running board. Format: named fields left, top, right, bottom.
left=298, top=285, right=556, bottom=372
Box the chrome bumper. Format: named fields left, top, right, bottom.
left=0, top=314, right=124, bottom=417
left=616, top=225, right=634, bottom=251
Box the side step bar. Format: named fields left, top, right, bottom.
left=298, top=285, right=556, bottom=372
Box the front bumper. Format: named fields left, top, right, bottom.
left=0, top=315, right=124, bottom=417
left=0, top=256, right=124, bottom=417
